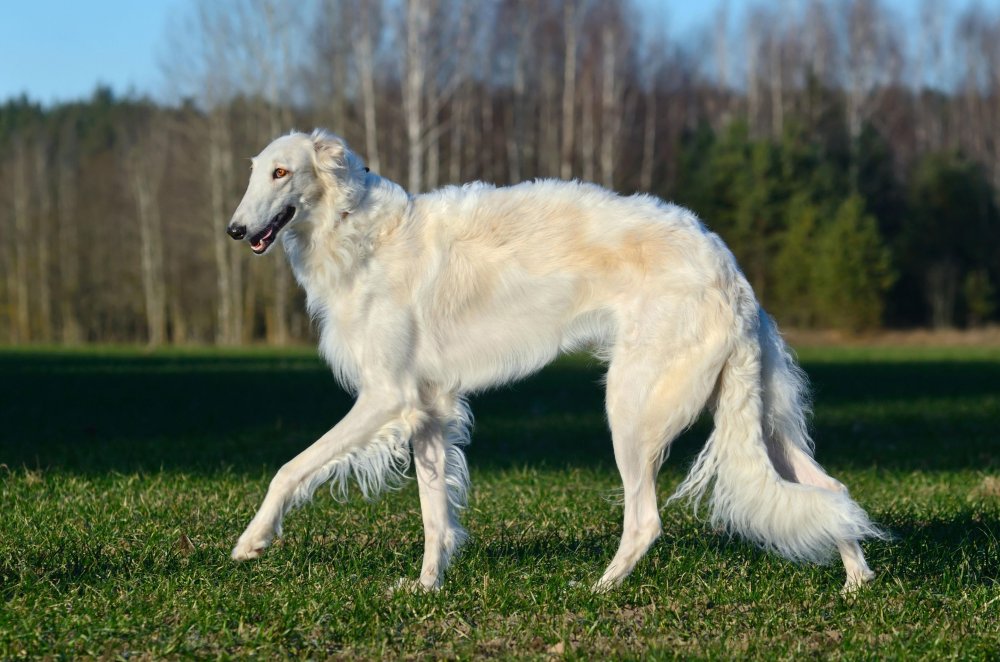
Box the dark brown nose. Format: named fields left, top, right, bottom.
left=227, top=223, right=246, bottom=240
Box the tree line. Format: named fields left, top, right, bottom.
left=1, top=0, right=998, bottom=345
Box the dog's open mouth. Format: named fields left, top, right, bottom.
left=250, top=206, right=296, bottom=254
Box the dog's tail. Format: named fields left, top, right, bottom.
left=670, top=293, right=881, bottom=563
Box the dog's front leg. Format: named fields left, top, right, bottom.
left=231, top=393, right=403, bottom=561
left=408, top=419, right=467, bottom=590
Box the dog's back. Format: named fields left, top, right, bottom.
left=398, top=179, right=737, bottom=388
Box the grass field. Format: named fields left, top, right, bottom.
left=1, top=346, right=998, bottom=659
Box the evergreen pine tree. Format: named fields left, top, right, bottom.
left=772, top=193, right=821, bottom=327
left=814, top=195, right=895, bottom=331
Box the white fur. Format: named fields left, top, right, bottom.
left=227, top=129, right=882, bottom=592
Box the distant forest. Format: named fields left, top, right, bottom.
left=2, top=0, right=998, bottom=345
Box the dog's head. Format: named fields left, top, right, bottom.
left=227, top=129, right=366, bottom=255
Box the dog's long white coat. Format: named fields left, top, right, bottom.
left=228, top=130, right=881, bottom=592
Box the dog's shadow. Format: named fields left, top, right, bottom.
left=12, top=508, right=995, bottom=593
left=870, top=516, right=1000, bottom=587
left=2, top=350, right=999, bottom=476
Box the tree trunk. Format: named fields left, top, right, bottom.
left=330, top=3, right=349, bottom=136
left=581, top=70, right=596, bottom=183
left=208, top=112, right=235, bottom=345
left=33, top=139, right=54, bottom=342
left=639, top=87, right=657, bottom=192
left=425, top=63, right=440, bottom=190
left=539, top=48, right=559, bottom=177
left=57, top=129, right=82, bottom=344
left=480, top=87, right=495, bottom=182
left=505, top=7, right=530, bottom=183
left=12, top=140, right=31, bottom=343
left=403, top=0, right=429, bottom=192
left=127, top=124, right=168, bottom=347
left=746, top=25, right=761, bottom=136
left=713, top=2, right=731, bottom=126
left=768, top=34, right=784, bottom=138
left=451, top=84, right=468, bottom=183
left=560, top=0, right=578, bottom=180
left=169, top=290, right=188, bottom=344
left=357, top=0, right=382, bottom=172
left=599, top=24, right=620, bottom=189
left=927, top=260, right=959, bottom=329
left=2, top=218, right=19, bottom=342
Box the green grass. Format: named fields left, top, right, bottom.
left=1, top=346, right=998, bottom=659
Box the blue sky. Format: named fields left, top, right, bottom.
left=0, top=0, right=183, bottom=104
left=0, top=0, right=992, bottom=105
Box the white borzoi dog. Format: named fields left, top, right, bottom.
left=226, top=129, right=882, bottom=592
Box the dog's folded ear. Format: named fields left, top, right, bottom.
left=311, top=128, right=347, bottom=175
left=308, top=128, right=368, bottom=210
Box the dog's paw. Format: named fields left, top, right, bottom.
left=386, top=578, right=422, bottom=596
left=590, top=577, right=622, bottom=594
left=386, top=577, right=439, bottom=597
left=231, top=532, right=271, bottom=561
left=841, top=568, right=875, bottom=596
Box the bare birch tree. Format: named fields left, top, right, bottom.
left=844, top=0, right=886, bottom=141
left=579, top=51, right=597, bottom=183
left=355, top=0, right=383, bottom=172
left=498, top=0, right=531, bottom=182
left=402, top=0, right=431, bottom=192
left=11, top=139, right=31, bottom=342
left=162, top=1, right=242, bottom=344
left=712, top=1, right=733, bottom=127
left=745, top=9, right=765, bottom=136
left=639, top=33, right=668, bottom=192
left=56, top=121, right=82, bottom=343
left=598, top=18, right=626, bottom=189
left=446, top=1, right=476, bottom=184
left=767, top=20, right=785, bottom=137
left=917, top=0, right=947, bottom=151
left=560, top=0, right=579, bottom=180
left=125, top=116, right=169, bottom=346
left=33, top=137, right=54, bottom=342
left=258, top=0, right=300, bottom=345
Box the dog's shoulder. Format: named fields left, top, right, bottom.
left=419, top=180, right=497, bottom=203
left=411, top=181, right=497, bottom=222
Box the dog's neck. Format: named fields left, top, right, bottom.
left=281, top=172, right=410, bottom=290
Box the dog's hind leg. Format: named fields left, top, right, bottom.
left=593, top=331, right=729, bottom=591
left=759, top=313, right=877, bottom=592
left=780, top=445, right=875, bottom=591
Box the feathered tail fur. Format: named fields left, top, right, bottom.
left=671, top=290, right=883, bottom=564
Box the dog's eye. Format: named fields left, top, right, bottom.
left=273, top=167, right=288, bottom=179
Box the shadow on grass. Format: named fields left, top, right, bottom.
left=8, top=515, right=995, bottom=594
left=1, top=349, right=998, bottom=474
left=880, top=516, right=1000, bottom=586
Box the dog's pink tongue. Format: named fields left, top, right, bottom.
left=252, top=226, right=274, bottom=252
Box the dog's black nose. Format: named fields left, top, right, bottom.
left=227, top=224, right=247, bottom=240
